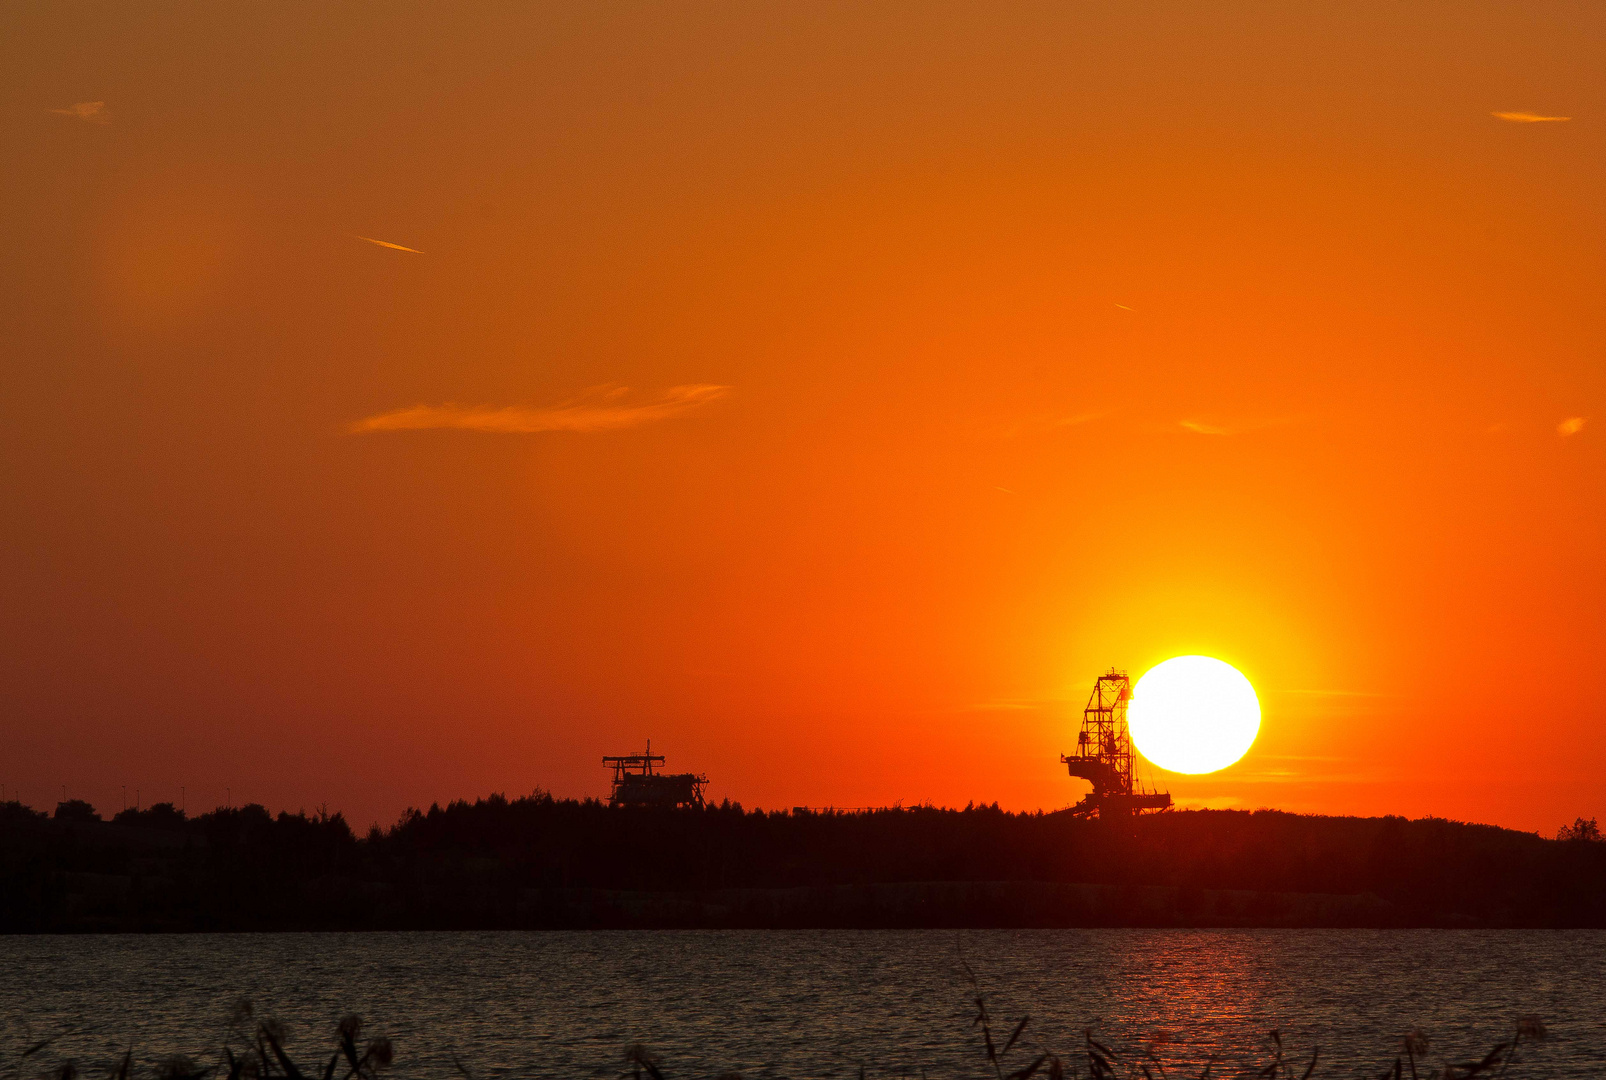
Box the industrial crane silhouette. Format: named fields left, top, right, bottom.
left=1059, top=669, right=1172, bottom=819
left=602, top=742, right=707, bottom=809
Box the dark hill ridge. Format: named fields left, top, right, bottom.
left=1, top=796, right=1602, bottom=930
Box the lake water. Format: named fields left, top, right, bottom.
left=0, top=930, right=1599, bottom=1078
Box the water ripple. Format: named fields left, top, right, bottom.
left=0, top=930, right=1599, bottom=1078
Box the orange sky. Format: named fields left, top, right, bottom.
left=2, top=2, right=1602, bottom=833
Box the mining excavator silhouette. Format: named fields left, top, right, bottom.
left=1058, top=669, right=1172, bottom=819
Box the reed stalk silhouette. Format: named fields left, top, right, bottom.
left=0, top=993, right=1550, bottom=1079
left=940, top=969, right=1543, bottom=1080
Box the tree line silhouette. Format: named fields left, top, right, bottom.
left=1, top=794, right=1603, bottom=930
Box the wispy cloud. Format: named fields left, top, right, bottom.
left=1174, top=796, right=1242, bottom=810
left=1492, top=111, right=1571, bottom=123
left=1558, top=416, right=1587, bottom=437
left=49, top=101, right=107, bottom=123
left=968, top=700, right=1037, bottom=712
left=1179, top=417, right=1294, bottom=436
left=1271, top=689, right=1388, bottom=699
left=1253, top=753, right=1352, bottom=763
left=351, top=384, right=729, bottom=435
left=356, top=235, right=423, bottom=254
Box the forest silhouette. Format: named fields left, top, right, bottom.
left=2, top=795, right=1603, bottom=931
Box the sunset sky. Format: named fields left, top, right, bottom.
left=2, top=2, right=1602, bottom=833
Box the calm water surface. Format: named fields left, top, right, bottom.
left=0, top=930, right=1599, bottom=1078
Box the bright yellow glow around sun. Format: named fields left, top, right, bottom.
left=1128, top=656, right=1260, bottom=774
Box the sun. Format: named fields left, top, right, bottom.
left=1127, top=656, right=1260, bottom=774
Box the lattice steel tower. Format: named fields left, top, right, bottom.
left=1059, top=669, right=1172, bottom=819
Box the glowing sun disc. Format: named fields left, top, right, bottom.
left=1128, top=656, right=1260, bottom=774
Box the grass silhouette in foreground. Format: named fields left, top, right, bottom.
left=2, top=990, right=1550, bottom=1080
left=943, top=964, right=1549, bottom=1080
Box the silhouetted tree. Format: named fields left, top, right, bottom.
left=113, top=802, right=186, bottom=831
left=53, top=799, right=100, bottom=823
left=0, top=800, right=46, bottom=825
left=3, top=795, right=1606, bottom=930
left=1557, top=817, right=1602, bottom=842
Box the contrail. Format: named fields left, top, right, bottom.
left=49, top=101, right=107, bottom=122
left=355, top=235, right=423, bottom=254
left=350, top=385, right=730, bottom=435
left=1491, top=111, right=1571, bottom=123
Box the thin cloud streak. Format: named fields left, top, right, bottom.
left=965, top=698, right=1042, bottom=712
left=1179, top=417, right=1295, bottom=436
left=1175, top=796, right=1242, bottom=810
left=351, top=384, right=730, bottom=434
left=1558, top=416, right=1586, bottom=437
left=1272, top=689, right=1388, bottom=699
left=1492, top=111, right=1571, bottom=123
left=355, top=235, right=423, bottom=253
left=49, top=102, right=107, bottom=123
